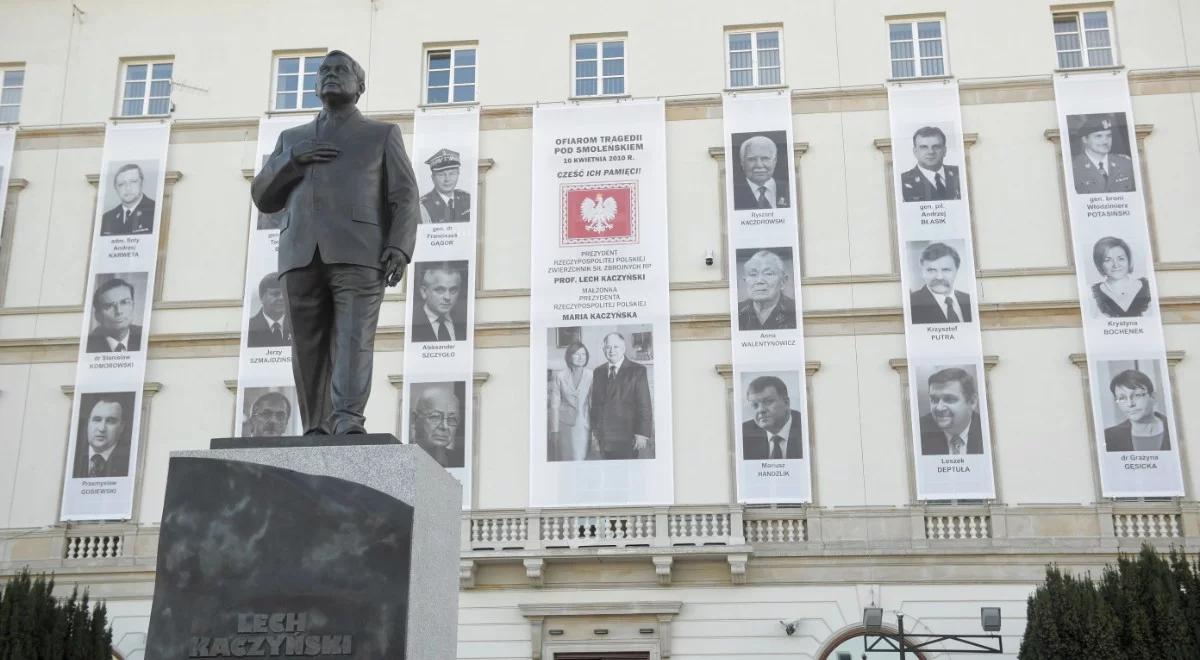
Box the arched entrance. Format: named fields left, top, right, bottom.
left=818, top=625, right=929, bottom=660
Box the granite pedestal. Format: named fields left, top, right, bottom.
left=145, top=439, right=461, bottom=659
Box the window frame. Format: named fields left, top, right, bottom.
left=724, top=26, right=785, bottom=90
left=1052, top=6, right=1119, bottom=70
left=116, top=58, right=174, bottom=118
left=0, top=65, right=24, bottom=125
left=422, top=44, right=478, bottom=106
left=270, top=50, right=326, bottom=113
left=570, top=35, right=628, bottom=99
left=886, top=16, right=950, bottom=80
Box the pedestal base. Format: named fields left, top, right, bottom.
left=146, top=441, right=460, bottom=659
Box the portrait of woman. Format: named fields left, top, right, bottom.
left=1090, top=236, right=1152, bottom=318
left=1103, top=369, right=1171, bottom=452
left=549, top=341, right=593, bottom=461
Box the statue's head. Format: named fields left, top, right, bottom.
left=318, top=50, right=366, bottom=105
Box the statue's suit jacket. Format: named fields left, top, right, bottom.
left=251, top=108, right=419, bottom=274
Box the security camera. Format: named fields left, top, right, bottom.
left=779, top=620, right=798, bottom=636
left=704, top=249, right=715, bottom=266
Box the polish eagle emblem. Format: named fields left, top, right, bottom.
left=580, top=193, right=618, bottom=233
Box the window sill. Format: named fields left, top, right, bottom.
left=418, top=100, right=480, bottom=110
left=1054, top=64, right=1125, bottom=74
left=886, top=73, right=954, bottom=83
left=723, top=84, right=789, bottom=94
left=110, top=114, right=172, bottom=122
left=568, top=94, right=631, bottom=102
left=266, top=107, right=321, bottom=116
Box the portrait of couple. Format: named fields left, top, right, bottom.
left=547, top=325, right=655, bottom=462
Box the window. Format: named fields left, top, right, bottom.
left=119, top=60, right=172, bottom=117
left=1053, top=9, right=1115, bottom=69
left=425, top=46, right=476, bottom=104
left=726, top=29, right=782, bottom=88
left=0, top=68, right=23, bottom=124
left=273, top=53, right=324, bottom=111
left=889, top=19, right=947, bottom=78
left=572, top=37, right=625, bottom=97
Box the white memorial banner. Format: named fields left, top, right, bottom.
left=721, top=92, right=811, bottom=503
left=1054, top=71, right=1182, bottom=496
left=401, top=106, right=479, bottom=508
left=233, top=115, right=310, bottom=440
left=887, top=81, right=995, bottom=500
left=61, top=121, right=170, bottom=521
left=529, top=100, right=674, bottom=507
left=0, top=127, right=14, bottom=254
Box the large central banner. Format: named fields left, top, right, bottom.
left=61, top=121, right=170, bottom=521
left=529, top=100, right=674, bottom=507
left=1054, top=71, right=1183, bottom=497
left=721, top=92, right=811, bottom=503
left=887, top=81, right=995, bottom=500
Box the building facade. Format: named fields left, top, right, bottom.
left=1, top=0, right=1199, bottom=657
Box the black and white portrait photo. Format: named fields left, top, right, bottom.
left=99, top=160, right=159, bottom=236
left=1067, top=112, right=1135, bottom=195
left=240, top=386, right=300, bottom=438
left=72, top=391, right=136, bottom=478
left=739, top=372, right=804, bottom=460
left=419, top=148, right=471, bottom=223
left=898, top=124, right=961, bottom=203
left=246, top=271, right=292, bottom=347
left=730, top=130, right=791, bottom=210
left=1087, top=235, right=1154, bottom=319
left=907, top=240, right=973, bottom=325
left=735, top=247, right=797, bottom=331
left=85, top=272, right=148, bottom=353
left=409, top=381, right=467, bottom=468
left=409, top=260, right=468, bottom=343
left=546, top=324, right=654, bottom=461
left=915, top=364, right=985, bottom=456
left=1096, top=359, right=1172, bottom=452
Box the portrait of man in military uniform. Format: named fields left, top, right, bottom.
left=899, top=125, right=961, bottom=203
left=1068, top=112, right=1136, bottom=195
left=99, top=162, right=158, bottom=236
left=419, top=148, right=471, bottom=223
left=735, top=247, right=797, bottom=331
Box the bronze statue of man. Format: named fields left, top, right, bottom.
left=251, top=50, right=418, bottom=435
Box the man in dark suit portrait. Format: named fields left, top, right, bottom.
left=1071, top=114, right=1136, bottom=194
left=411, top=384, right=464, bottom=468
left=100, top=163, right=156, bottom=236
left=732, top=135, right=789, bottom=210
left=910, top=242, right=972, bottom=324
left=251, top=50, right=419, bottom=435
left=919, top=367, right=984, bottom=456
left=737, top=249, right=796, bottom=331
left=589, top=332, right=654, bottom=460
left=419, top=148, right=471, bottom=223
left=900, top=126, right=961, bottom=202
left=410, top=263, right=466, bottom=342
left=72, top=394, right=133, bottom=478
left=86, top=277, right=142, bottom=353
left=246, top=272, right=291, bottom=348
left=246, top=391, right=292, bottom=438
left=741, top=376, right=803, bottom=460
